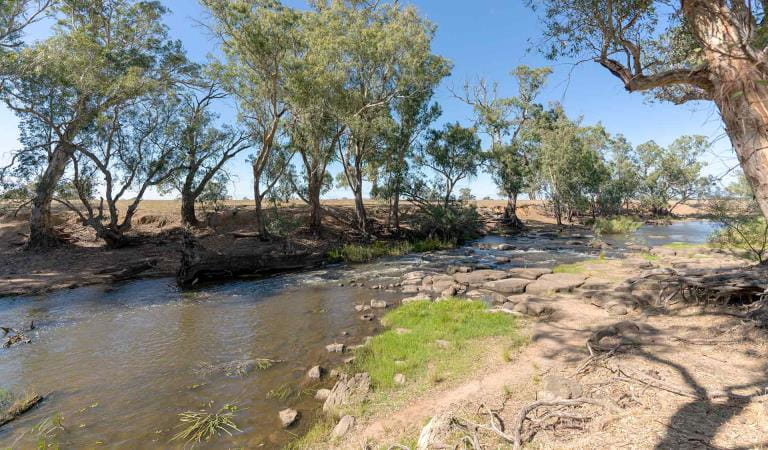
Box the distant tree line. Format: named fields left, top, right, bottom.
left=0, top=0, right=714, bottom=249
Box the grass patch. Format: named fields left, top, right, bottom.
left=328, top=239, right=455, bottom=263
left=640, top=252, right=659, bottom=261
left=352, top=299, right=523, bottom=390
left=592, top=216, right=643, bottom=235
left=171, top=404, right=241, bottom=445
left=266, top=383, right=298, bottom=401
left=284, top=416, right=335, bottom=450
left=662, top=242, right=708, bottom=249
left=553, top=258, right=608, bottom=274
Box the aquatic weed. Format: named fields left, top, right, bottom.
left=171, top=404, right=241, bottom=445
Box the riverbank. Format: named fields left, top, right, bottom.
left=296, top=242, right=768, bottom=449
left=0, top=199, right=709, bottom=298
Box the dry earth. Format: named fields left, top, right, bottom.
left=324, top=245, right=768, bottom=449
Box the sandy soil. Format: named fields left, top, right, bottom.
left=332, top=247, right=768, bottom=449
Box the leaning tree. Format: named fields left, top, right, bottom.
left=526, top=0, right=768, bottom=219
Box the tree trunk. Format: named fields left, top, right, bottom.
left=27, top=142, right=75, bottom=250
left=353, top=187, right=367, bottom=233
left=308, top=179, right=322, bottom=236
left=503, top=192, right=524, bottom=229
left=684, top=1, right=768, bottom=220
left=253, top=171, right=268, bottom=239
left=392, top=190, right=400, bottom=231
left=180, top=190, right=199, bottom=227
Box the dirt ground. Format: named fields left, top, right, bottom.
left=333, top=247, right=768, bottom=449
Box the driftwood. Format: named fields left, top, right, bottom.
left=229, top=231, right=264, bottom=239
left=96, top=259, right=159, bottom=281
left=177, top=231, right=324, bottom=287
left=0, top=394, right=44, bottom=428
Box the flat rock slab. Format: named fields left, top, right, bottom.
left=507, top=267, right=552, bottom=280
left=537, top=375, right=582, bottom=401
left=482, top=278, right=532, bottom=294
left=526, top=273, right=586, bottom=294
left=464, top=289, right=507, bottom=304
left=454, top=269, right=510, bottom=285
left=581, top=277, right=614, bottom=290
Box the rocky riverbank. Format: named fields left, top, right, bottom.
left=297, top=240, right=768, bottom=449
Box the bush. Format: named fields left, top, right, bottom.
left=592, top=216, right=643, bottom=235
left=710, top=216, right=768, bottom=263
left=327, top=238, right=454, bottom=263
left=414, top=203, right=481, bottom=242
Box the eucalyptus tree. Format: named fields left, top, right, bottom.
left=455, top=65, right=551, bottom=226
left=376, top=88, right=441, bottom=230
left=636, top=135, right=712, bottom=215
left=0, top=0, right=53, bottom=50
left=304, top=0, right=450, bottom=233
left=527, top=0, right=768, bottom=220
left=62, top=95, right=184, bottom=247
left=204, top=0, right=301, bottom=236
left=2, top=0, right=193, bottom=249
left=168, top=84, right=252, bottom=227
left=409, top=122, right=483, bottom=208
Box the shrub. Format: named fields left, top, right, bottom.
left=327, top=239, right=454, bottom=263
left=592, top=216, right=643, bottom=235
left=710, top=216, right=768, bottom=263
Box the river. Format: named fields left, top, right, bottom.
left=0, top=220, right=716, bottom=448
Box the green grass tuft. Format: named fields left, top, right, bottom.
left=327, top=239, right=455, bottom=263
left=352, top=299, right=522, bottom=389
left=284, top=416, right=336, bottom=450
left=592, top=216, right=643, bottom=235
left=171, top=404, right=241, bottom=445
left=552, top=258, right=608, bottom=274
left=662, top=242, right=708, bottom=249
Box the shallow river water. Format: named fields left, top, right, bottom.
left=0, top=221, right=716, bottom=448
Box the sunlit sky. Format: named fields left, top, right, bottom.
left=0, top=0, right=736, bottom=200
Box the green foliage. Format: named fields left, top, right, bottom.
left=171, top=404, right=241, bottom=445
left=353, top=299, right=523, bottom=389
left=327, top=238, right=454, bottom=263
left=592, top=216, right=643, bottom=235
left=265, top=383, right=297, bottom=401
left=283, top=416, right=335, bottom=449
left=33, top=412, right=65, bottom=450
left=412, top=203, right=481, bottom=242
left=708, top=195, right=768, bottom=263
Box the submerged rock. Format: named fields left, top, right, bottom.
left=325, top=343, right=345, bottom=353
left=370, top=299, right=388, bottom=309
left=279, top=408, right=298, bottom=428
left=315, top=388, right=331, bottom=401
left=307, top=365, right=323, bottom=379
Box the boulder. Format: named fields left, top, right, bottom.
left=326, top=343, right=345, bottom=353
left=526, top=273, right=586, bottom=294
left=307, top=365, right=323, bottom=379
left=453, top=269, right=510, bottom=285
left=402, top=295, right=431, bottom=304
left=279, top=408, right=298, bottom=428
left=323, top=373, right=371, bottom=414
left=464, top=289, right=507, bottom=304
left=507, top=267, right=552, bottom=280
left=401, top=285, right=420, bottom=294
left=537, top=375, right=583, bottom=401
left=370, top=299, right=388, bottom=309
left=315, top=388, right=331, bottom=401
left=331, top=415, right=356, bottom=438
left=359, top=313, right=376, bottom=321
left=494, top=243, right=516, bottom=251
left=482, top=278, right=532, bottom=294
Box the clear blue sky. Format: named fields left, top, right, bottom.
left=0, top=0, right=736, bottom=200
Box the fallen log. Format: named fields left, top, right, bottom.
left=0, top=393, right=44, bottom=428
left=177, top=231, right=324, bottom=287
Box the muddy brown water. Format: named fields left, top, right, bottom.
left=0, top=221, right=714, bottom=448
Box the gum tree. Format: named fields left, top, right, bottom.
left=2, top=0, right=192, bottom=249
left=204, top=0, right=301, bottom=237
left=526, top=0, right=768, bottom=220
left=454, top=65, right=551, bottom=227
